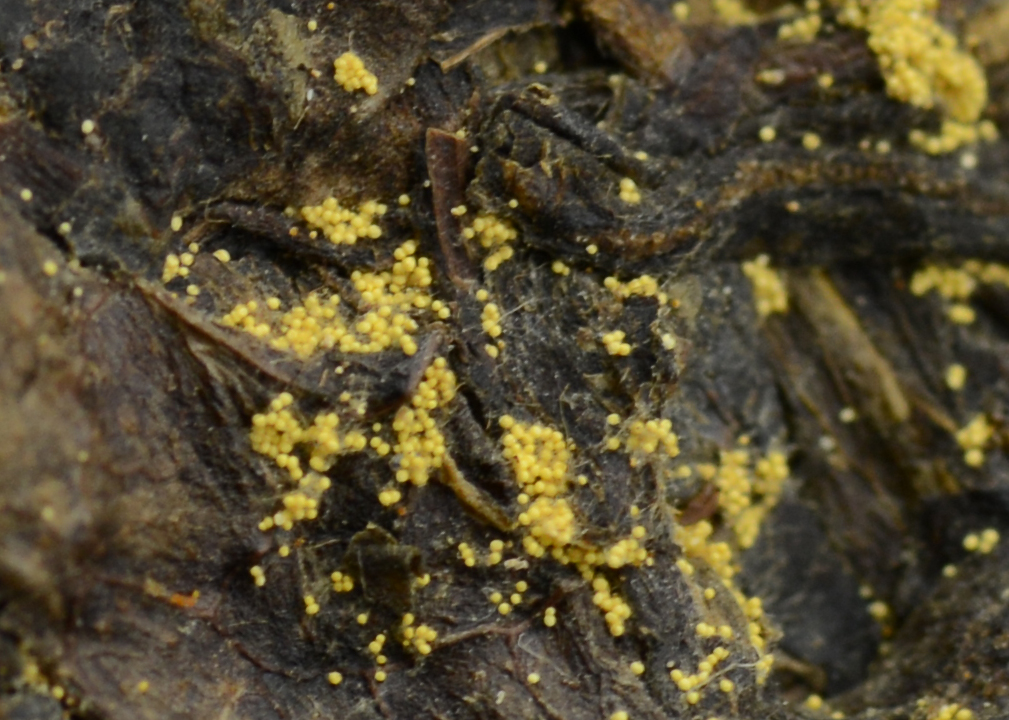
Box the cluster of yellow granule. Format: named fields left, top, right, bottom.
left=222, top=241, right=449, bottom=357
left=962, top=528, right=1000, bottom=555
left=955, top=414, right=994, bottom=468
left=333, top=52, right=378, bottom=95
left=713, top=0, right=997, bottom=155
left=603, top=274, right=669, bottom=303
left=742, top=255, right=788, bottom=317
left=300, top=197, right=386, bottom=245
left=674, top=444, right=789, bottom=684
left=927, top=703, right=975, bottom=720
left=463, top=212, right=518, bottom=271
left=910, top=260, right=1009, bottom=325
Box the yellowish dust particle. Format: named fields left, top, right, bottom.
left=333, top=52, right=378, bottom=95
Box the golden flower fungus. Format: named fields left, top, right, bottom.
left=830, top=0, right=994, bottom=153
left=742, top=254, right=788, bottom=317
left=300, top=197, right=386, bottom=245
left=462, top=213, right=519, bottom=271
left=333, top=52, right=378, bottom=95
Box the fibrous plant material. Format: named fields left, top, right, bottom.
left=1, top=1, right=1009, bottom=720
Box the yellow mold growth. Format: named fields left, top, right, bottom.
left=713, top=0, right=758, bottom=24
left=300, top=197, right=387, bottom=245
left=603, top=274, right=668, bottom=303
left=462, top=213, right=519, bottom=271
left=222, top=241, right=448, bottom=358
left=831, top=0, right=995, bottom=153
left=619, top=177, right=642, bottom=204
left=955, top=413, right=993, bottom=468
left=910, top=260, right=1009, bottom=325
left=742, top=254, right=788, bottom=317
left=497, top=414, right=655, bottom=636
left=333, top=52, right=378, bottom=95
left=673, top=445, right=789, bottom=685
left=391, top=357, right=457, bottom=486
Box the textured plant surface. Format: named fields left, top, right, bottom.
left=1, top=2, right=1009, bottom=720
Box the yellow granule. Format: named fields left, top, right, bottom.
left=625, top=419, right=680, bottom=458
left=910, top=260, right=1009, bottom=325
left=742, top=254, right=788, bottom=316
left=300, top=197, right=386, bottom=245
left=333, top=52, right=378, bottom=95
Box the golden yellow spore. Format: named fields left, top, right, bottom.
left=42, top=260, right=58, bottom=277
left=630, top=661, right=645, bottom=675
left=330, top=571, right=354, bottom=592
left=672, top=2, right=690, bottom=21
left=462, top=213, right=518, bottom=271
left=224, top=242, right=441, bottom=358
left=333, top=52, right=378, bottom=95
left=327, top=671, right=343, bottom=685
left=551, top=260, right=571, bottom=276
left=713, top=0, right=757, bottom=24
left=544, top=606, right=557, bottom=627
left=802, top=132, right=822, bottom=150
left=625, top=419, right=679, bottom=458
left=778, top=12, right=822, bottom=42
left=742, top=254, right=788, bottom=316
left=619, top=177, right=641, bottom=204
left=933, top=704, right=974, bottom=720
left=213, top=249, right=231, bottom=263
left=603, top=274, right=664, bottom=301
left=19, top=188, right=32, bottom=202
left=758, top=126, right=776, bottom=142
left=602, top=330, right=632, bottom=356
left=250, top=565, right=266, bottom=586
left=300, top=197, right=386, bottom=245
left=831, top=0, right=992, bottom=153
left=956, top=414, right=993, bottom=467
left=963, top=528, right=999, bottom=554
left=945, top=363, right=967, bottom=390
